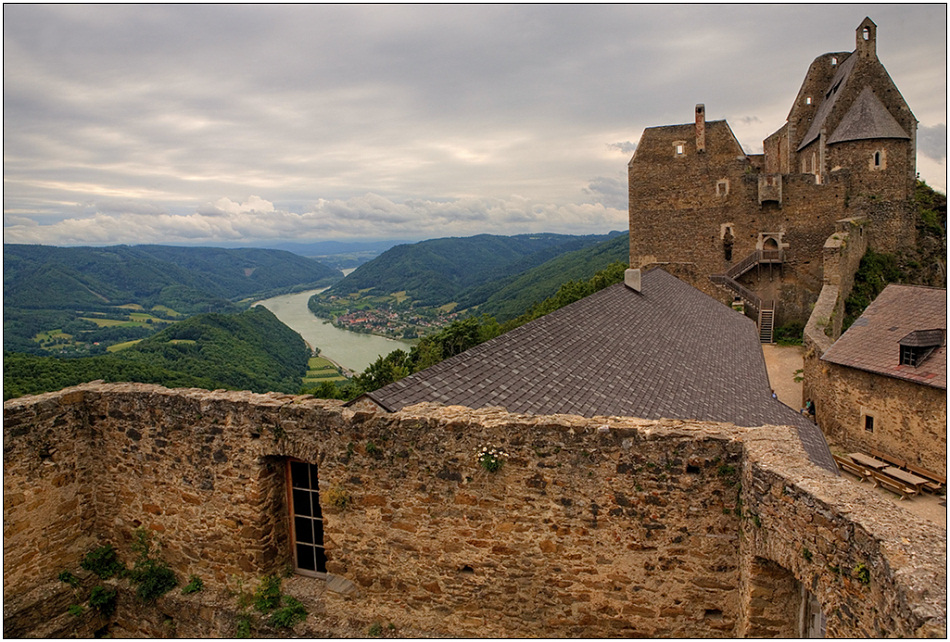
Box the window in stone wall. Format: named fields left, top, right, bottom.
left=674, top=141, right=685, bottom=156
left=872, top=150, right=886, bottom=170
left=716, top=179, right=729, bottom=197
left=831, top=56, right=838, bottom=66
left=805, top=96, right=812, bottom=105
left=864, top=414, right=874, bottom=433
left=287, top=459, right=328, bottom=577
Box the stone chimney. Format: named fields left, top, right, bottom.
left=695, top=104, right=706, bottom=153
left=624, top=268, right=642, bottom=293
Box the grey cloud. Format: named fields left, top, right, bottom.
left=2, top=5, right=946, bottom=245
left=582, top=176, right=627, bottom=211
left=3, top=193, right=626, bottom=246
left=607, top=142, right=637, bottom=155
left=917, top=124, right=947, bottom=163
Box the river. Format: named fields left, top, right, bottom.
left=254, top=288, right=413, bottom=374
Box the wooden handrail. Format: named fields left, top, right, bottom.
left=725, top=249, right=785, bottom=279
left=710, top=274, right=762, bottom=315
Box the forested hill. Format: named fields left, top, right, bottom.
left=4, top=306, right=310, bottom=400
left=4, top=244, right=342, bottom=311
left=326, top=232, right=623, bottom=306
left=457, top=232, right=630, bottom=321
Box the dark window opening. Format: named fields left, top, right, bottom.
left=686, top=464, right=701, bottom=474
left=874, top=151, right=882, bottom=167
left=864, top=415, right=874, bottom=433
left=901, top=345, right=934, bottom=367
left=723, top=227, right=735, bottom=262
left=289, top=459, right=328, bottom=576
left=899, top=329, right=944, bottom=367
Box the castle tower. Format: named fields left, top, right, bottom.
left=627, top=18, right=918, bottom=332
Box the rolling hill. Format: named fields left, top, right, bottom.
left=3, top=244, right=343, bottom=355
left=4, top=306, right=310, bottom=400
left=325, top=232, right=623, bottom=306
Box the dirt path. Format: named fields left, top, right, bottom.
left=761, top=344, right=804, bottom=412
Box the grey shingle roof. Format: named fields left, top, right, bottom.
left=822, top=284, right=947, bottom=389
left=799, top=52, right=858, bottom=151
left=827, top=86, right=910, bottom=144
left=362, top=269, right=836, bottom=473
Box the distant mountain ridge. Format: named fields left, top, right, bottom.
left=328, top=232, right=624, bottom=306
left=4, top=244, right=342, bottom=311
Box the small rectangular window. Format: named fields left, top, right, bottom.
left=675, top=143, right=684, bottom=155
left=864, top=415, right=874, bottom=432
left=805, top=96, right=812, bottom=105
left=288, top=459, right=328, bottom=576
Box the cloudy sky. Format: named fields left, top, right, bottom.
left=4, top=4, right=946, bottom=247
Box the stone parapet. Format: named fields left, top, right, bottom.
left=3, top=384, right=946, bottom=638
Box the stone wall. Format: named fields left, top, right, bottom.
left=627, top=117, right=882, bottom=328
left=809, top=361, right=947, bottom=477
left=802, top=217, right=870, bottom=354
left=798, top=216, right=944, bottom=478
left=3, top=384, right=946, bottom=637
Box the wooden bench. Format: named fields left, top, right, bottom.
left=869, top=448, right=906, bottom=469
left=833, top=455, right=872, bottom=482
left=868, top=470, right=918, bottom=500
left=867, top=448, right=945, bottom=491
left=904, top=464, right=947, bottom=486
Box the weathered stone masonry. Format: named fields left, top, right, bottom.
left=4, top=383, right=946, bottom=637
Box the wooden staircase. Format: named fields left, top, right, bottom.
left=710, top=249, right=783, bottom=343
left=758, top=308, right=774, bottom=344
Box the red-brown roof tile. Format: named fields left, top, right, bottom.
left=821, top=284, right=947, bottom=389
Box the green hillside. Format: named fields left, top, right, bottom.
left=4, top=306, right=309, bottom=400
left=326, top=232, right=620, bottom=306
left=458, top=232, right=630, bottom=321
left=4, top=244, right=341, bottom=310
left=3, top=244, right=342, bottom=356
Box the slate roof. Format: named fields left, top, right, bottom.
left=822, top=284, right=947, bottom=389
left=799, top=52, right=858, bottom=150
left=360, top=269, right=837, bottom=473
left=827, top=87, right=910, bottom=145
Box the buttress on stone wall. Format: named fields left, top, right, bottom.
left=4, top=383, right=945, bottom=638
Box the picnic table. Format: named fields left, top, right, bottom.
left=882, top=466, right=930, bottom=494
left=848, top=453, right=888, bottom=470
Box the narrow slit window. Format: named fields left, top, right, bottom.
left=288, top=459, right=328, bottom=576
left=864, top=415, right=874, bottom=433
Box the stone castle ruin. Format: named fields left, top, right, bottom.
left=3, top=18, right=946, bottom=639
left=628, top=18, right=918, bottom=337
left=3, top=385, right=946, bottom=637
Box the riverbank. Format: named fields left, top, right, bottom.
left=253, top=288, right=413, bottom=373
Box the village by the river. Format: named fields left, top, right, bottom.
left=254, top=288, right=412, bottom=374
